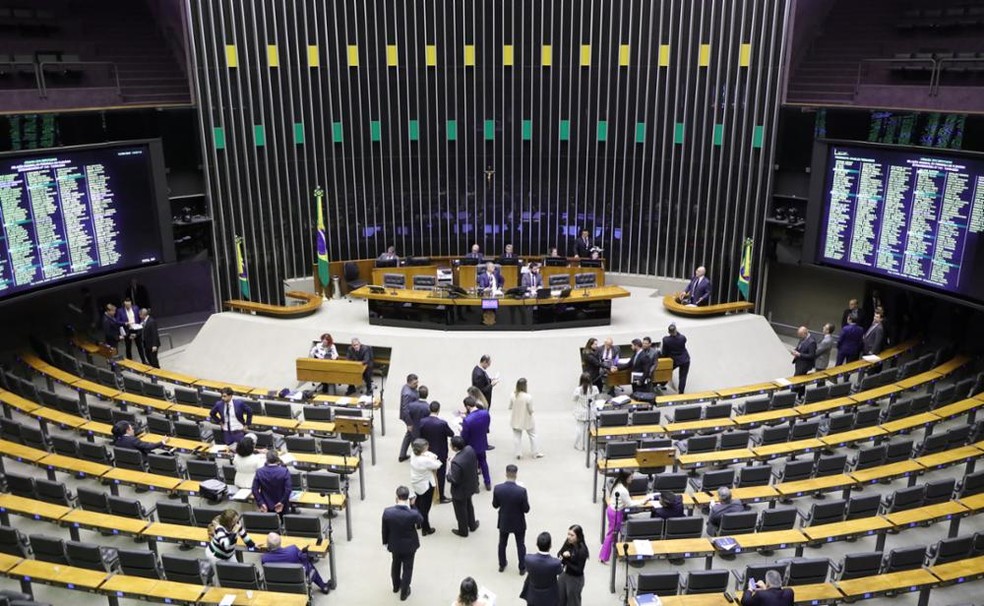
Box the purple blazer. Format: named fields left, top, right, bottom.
left=115, top=305, right=142, bottom=327
left=252, top=464, right=291, bottom=512
left=461, top=409, right=491, bottom=453
left=838, top=324, right=864, bottom=357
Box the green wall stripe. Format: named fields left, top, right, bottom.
left=673, top=122, right=685, bottom=144
left=370, top=120, right=381, bottom=142
left=634, top=122, right=646, bottom=144
left=253, top=125, right=265, bottom=147
left=596, top=120, right=608, bottom=142
left=332, top=122, right=343, bottom=143
left=408, top=120, right=420, bottom=141
left=484, top=119, right=495, bottom=141
left=446, top=120, right=457, bottom=141
left=752, top=125, right=765, bottom=148
left=559, top=120, right=571, bottom=141
left=293, top=123, right=304, bottom=145
left=712, top=124, right=724, bottom=146
left=521, top=120, right=532, bottom=141
left=212, top=126, right=225, bottom=150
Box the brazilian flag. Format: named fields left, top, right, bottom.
left=737, top=237, right=752, bottom=300
left=235, top=235, right=250, bottom=300
left=315, top=186, right=330, bottom=294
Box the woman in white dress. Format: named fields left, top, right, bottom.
left=508, top=378, right=543, bottom=460
left=572, top=372, right=599, bottom=450
left=232, top=433, right=265, bottom=489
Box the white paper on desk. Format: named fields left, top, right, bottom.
left=862, top=354, right=882, bottom=363
left=633, top=539, right=654, bottom=557
left=210, top=444, right=230, bottom=455
left=280, top=453, right=297, bottom=465
left=775, top=378, right=792, bottom=386
left=218, top=594, right=236, bottom=606
left=286, top=391, right=304, bottom=401
left=231, top=488, right=252, bottom=501
left=358, top=395, right=373, bottom=405
left=335, top=397, right=352, bottom=405
left=617, top=357, right=630, bottom=365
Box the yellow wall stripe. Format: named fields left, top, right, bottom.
left=464, top=45, right=476, bottom=66
left=266, top=44, right=279, bottom=68
left=425, top=44, right=437, bottom=67
left=503, top=44, right=514, bottom=66
left=386, top=44, right=399, bottom=67
left=580, top=44, right=591, bottom=66
left=225, top=44, right=238, bottom=68
left=307, top=45, right=319, bottom=67
left=739, top=43, right=752, bottom=67
left=618, top=44, right=631, bottom=66
left=541, top=44, right=552, bottom=67
left=658, top=44, right=670, bottom=67
left=698, top=43, right=711, bottom=67
left=347, top=45, right=359, bottom=67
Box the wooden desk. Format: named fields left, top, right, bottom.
left=7, top=558, right=109, bottom=590
left=819, top=426, right=885, bottom=447
left=835, top=568, right=938, bottom=599
left=0, top=493, right=71, bottom=523
left=774, top=474, right=856, bottom=498
left=933, top=396, right=984, bottom=421
left=850, top=384, right=898, bottom=404
left=0, top=389, right=40, bottom=415
left=194, top=377, right=258, bottom=394
left=115, top=392, right=174, bottom=414
left=0, top=553, right=21, bottom=573
left=801, top=516, right=892, bottom=543
left=199, top=587, right=310, bottom=606
left=677, top=449, right=756, bottom=469
left=732, top=529, right=807, bottom=551
left=663, top=294, right=754, bottom=316
left=0, top=438, right=48, bottom=462
left=690, top=486, right=779, bottom=506
left=296, top=358, right=366, bottom=385
left=61, top=508, right=151, bottom=537
left=732, top=408, right=800, bottom=427
left=930, top=554, right=984, bottom=584
left=99, top=575, right=205, bottom=604
left=104, top=468, right=183, bottom=492
left=752, top=438, right=824, bottom=460
left=655, top=392, right=718, bottom=406
left=795, top=396, right=857, bottom=417
left=661, top=417, right=734, bottom=435
left=736, top=583, right=843, bottom=605
left=880, top=412, right=938, bottom=433
left=716, top=382, right=777, bottom=400
left=850, top=460, right=923, bottom=485
left=542, top=266, right=605, bottom=288
left=371, top=265, right=440, bottom=287
left=39, top=453, right=111, bottom=479
left=607, top=357, right=674, bottom=388
left=636, top=596, right=734, bottom=606
left=885, top=500, right=968, bottom=529
left=224, top=290, right=322, bottom=318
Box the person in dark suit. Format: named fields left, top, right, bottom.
left=681, top=266, right=711, bottom=306
left=837, top=315, right=864, bottom=366
left=522, top=263, right=543, bottom=289
left=477, top=262, right=504, bottom=292
left=465, top=243, right=484, bottom=260
left=502, top=243, right=517, bottom=259
left=447, top=436, right=480, bottom=537
left=520, top=531, right=563, bottom=606
left=707, top=486, right=745, bottom=535
left=345, top=338, right=374, bottom=394
left=662, top=324, right=691, bottom=394
left=791, top=326, right=817, bottom=376
left=381, top=485, right=423, bottom=601
left=471, top=355, right=499, bottom=410
left=741, top=569, right=795, bottom=606
left=581, top=338, right=605, bottom=390
left=557, top=524, right=589, bottom=606
left=252, top=451, right=291, bottom=515
left=408, top=386, right=431, bottom=440
left=115, top=297, right=144, bottom=362
left=138, top=308, right=160, bottom=368
left=418, top=401, right=454, bottom=502
left=111, top=420, right=169, bottom=456
left=398, top=374, right=420, bottom=462
left=209, top=387, right=253, bottom=445
left=262, top=532, right=330, bottom=594
left=650, top=491, right=686, bottom=520
left=492, top=464, right=530, bottom=574
left=641, top=336, right=658, bottom=378
left=573, top=229, right=593, bottom=258
left=617, top=339, right=650, bottom=389
left=101, top=303, right=122, bottom=352
left=862, top=311, right=885, bottom=356
left=461, top=397, right=492, bottom=490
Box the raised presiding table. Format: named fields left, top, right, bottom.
left=349, top=284, right=630, bottom=330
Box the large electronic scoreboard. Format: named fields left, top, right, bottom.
left=0, top=140, right=174, bottom=299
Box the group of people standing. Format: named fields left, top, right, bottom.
left=790, top=295, right=889, bottom=381
left=581, top=324, right=693, bottom=396
left=100, top=296, right=162, bottom=367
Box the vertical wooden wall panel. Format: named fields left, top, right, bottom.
left=188, top=0, right=787, bottom=304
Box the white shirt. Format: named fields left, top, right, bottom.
left=409, top=451, right=441, bottom=495
left=609, top=483, right=643, bottom=511
left=124, top=307, right=136, bottom=325
left=226, top=401, right=244, bottom=432
left=232, top=453, right=265, bottom=489
left=310, top=343, right=338, bottom=360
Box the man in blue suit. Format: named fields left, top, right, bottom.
left=492, top=464, right=530, bottom=574
left=418, top=401, right=454, bottom=502
left=408, top=386, right=432, bottom=440
left=209, top=387, right=253, bottom=445
left=114, top=297, right=144, bottom=362
left=461, top=397, right=492, bottom=491
left=662, top=324, right=692, bottom=394
left=682, top=266, right=711, bottom=306
left=381, top=485, right=423, bottom=601
left=252, top=451, right=291, bottom=515
left=477, top=261, right=505, bottom=292
left=520, top=531, right=563, bottom=606
left=261, top=532, right=330, bottom=594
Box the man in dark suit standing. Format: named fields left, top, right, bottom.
left=617, top=339, right=650, bottom=390
left=791, top=326, right=817, bottom=376
left=345, top=338, right=374, bottom=395
left=381, top=485, right=423, bottom=601
left=101, top=303, right=122, bottom=353
left=520, top=531, right=563, bottom=606
left=208, top=387, right=253, bottom=445
left=138, top=308, right=160, bottom=368
left=492, top=464, right=530, bottom=574
left=115, top=297, right=144, bottom=362
left=682, top=266, right=711, bottom=306
left=418, top=401, right=454, bottom=503
left=447, top=436, right=480, bottom=537
left=252, top=451, right=291, bottom=516
left=862, top=311, right=885, bottom=356
left=471, top=355, right=499, bottom=409
left=398, top=374, right=420, bottom=462
left=408, top=386, right=432, bottom=440
left=573, top=229, right=593, bottom=258
left=461, top=397, right=492, bottom=490
left=662, top=324, right=691, bottom=394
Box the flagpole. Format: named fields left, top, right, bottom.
left=314, top=186, right=329, bottom=301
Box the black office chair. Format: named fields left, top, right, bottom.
left=263, top=563, right=309, bottom=594
left=681, top=569, right=730, bottom=594
left=117, top=549, right=163, bottom=579
left=343, top=261, right=367, bottom=292
left=162, top=554, right=213, bottom=585
left=216, top=561, right=263, bottom=590
left=634, top=571, right=680, bottom=595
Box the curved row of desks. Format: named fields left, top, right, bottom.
left=223, top=290, right=324, bottom=319
left=662, top=294, right=755, bottom=317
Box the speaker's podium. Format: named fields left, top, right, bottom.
left=635, top=447, right=675, bottom=473
left=296, top=358, right=365, bottom=386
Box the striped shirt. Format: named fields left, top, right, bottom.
left=208, top=524, right=252, bottom=560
